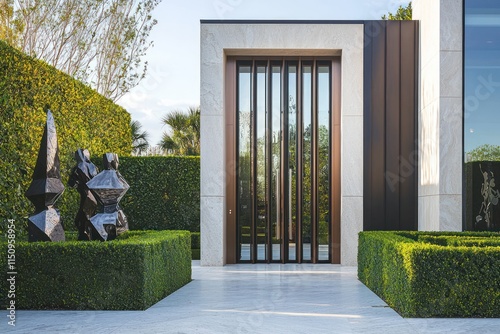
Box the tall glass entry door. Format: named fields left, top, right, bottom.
left=235, top=58, right=340, bottom=263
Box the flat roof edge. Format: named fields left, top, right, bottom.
left=200, top=19, right=367, bottom=24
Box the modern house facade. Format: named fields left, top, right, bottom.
left=200, top=0, right=500, bottom=266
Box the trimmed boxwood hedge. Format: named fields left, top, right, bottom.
left=358, top=231, right=500, bottom=317
left=191, top=232, right=200, bottom=249
left=0, top=230, right=191, bottom=310
left=116, top=156, right=200, bottom=232
left=191, top=232, right=200, bottom=260
left=0, top=40, right=131, bottom=234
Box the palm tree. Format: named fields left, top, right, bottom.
left=131, top=120, right=150, bottom=155
left=159, top=107, right=200, bottom=156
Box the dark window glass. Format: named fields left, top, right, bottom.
left=256, top=65, right=267, bottom=261
left=238, top=65, right=252, bottom=260
left=302, top=65, right=312, bottom=261
left=235, top=59, right=337, bottom=262
left=464, top=0, right=500, bottom=231
left=317, top=64, right=330, bottom=261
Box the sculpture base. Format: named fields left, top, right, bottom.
left=28, top=208, right=65, bottom=242
left=89, top=212, right=118, bottom=241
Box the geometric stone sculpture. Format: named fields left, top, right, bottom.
left=68, top=149, right=99, bottom=240
left=86, top=153, right=129, bottom=241
left=25, top=109, right=65, bottom=242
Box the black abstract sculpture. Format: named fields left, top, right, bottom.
left=86, top=153, right=129, bottom=241
left=68, top=149, right=99, bottom=240
left=476, top=163, right=500, bottom=230
left=25, top=110, right=65, bottom=242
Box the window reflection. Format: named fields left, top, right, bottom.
left=236, top=59, right=336, bottom=262
left=288, top=64, right=297, bottom=261
left=302, top=65, right=312, bottom=261
left=465, top=0, right=500, bottom=231
left=317, top=65, right=330, bottom=261
left=271, top=65, right=281, bottom=261
left=238, top=65, right=252, bottom=260
left=256, top=65, right=267, bottom=261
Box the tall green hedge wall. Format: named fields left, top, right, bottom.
left=116, top=156, right=200, bottom=232
left=0, top=40, right=131, bottom=231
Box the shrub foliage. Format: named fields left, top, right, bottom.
left=0, top=230, right=191, bottom=310
left=116, top=156, right=200, bottom=232
left=191, top=232, right=200, bottom=260
left=358, top=231, right=500, bottom=317
left=0, top=40, right=131, bottom=232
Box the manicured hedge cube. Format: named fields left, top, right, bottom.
left=358, top=231, right=500, bottom=317
left=0, top=230, right=191, bottom=310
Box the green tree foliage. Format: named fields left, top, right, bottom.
left=467, top=144, right=500, bottom=162
left=0, top=40, right=131, bottom=233
left=131, top=120, right=149, bottom=155
left=1, top=0, right=161, bottom=101
left=0, top=0, right=21, bottom=44
left=382, top=2, right=412, bottom=20
left=160, top=106, right=200, bottom=156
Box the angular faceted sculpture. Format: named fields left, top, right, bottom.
left=25, top=179, right=65, bottom=212
left=25, top=110, right=65, bottom=212
left=86, top=170, right=129, bottom=207
left=116, top=209, right=129, bottom=236
left=89, top=212, right=119, bottom=241
left=68, top=149, right=99, bottom=240
left=28, top=208, right=65, bottom=242
left=25, top=110, right=65, bottom=242
left=86, top=153, right=129, bottom=241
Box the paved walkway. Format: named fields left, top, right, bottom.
left=1, top=261, right=499, bottom=333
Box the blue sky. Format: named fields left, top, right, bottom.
left=119, top=0, right=408, bottom=146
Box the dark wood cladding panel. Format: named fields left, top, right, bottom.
left=363, top=20, right=418, bottom=231
left=363, top=22, right=373, bottom=232
left=366, top=21, right=387, bottom=231
left=399, top=21, right=418, bottom=231
left=385, top=21, right=402, bottom=231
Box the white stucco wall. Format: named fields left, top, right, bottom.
left=200, top=23, right=364, bottom=266
left=413, top=0, right=463, bottom=231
